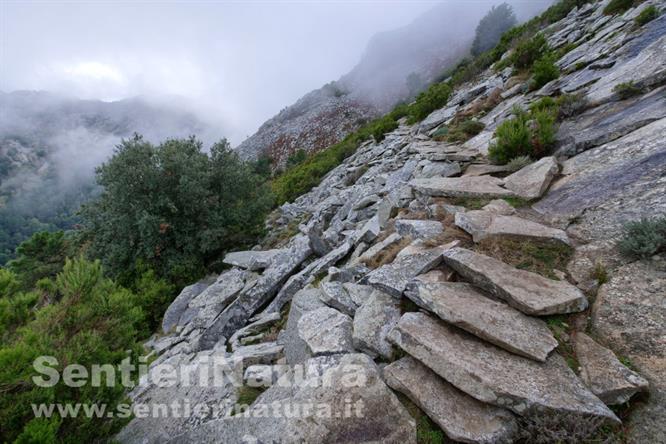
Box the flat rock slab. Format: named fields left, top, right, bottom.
left=384, top=357, right=517, bottom=444
left=278, top=287, right=327, bottom=365
left=405, top=281, right=558, bottom=361
left=223, top=249, right=281, bottom=271
left=574, top=332, right=649, bottom=405
left=356, top=232, right=403, bottom=265
left=503, top=157, right=559, bottom=200
left=411, top=176, right=515, bottom=199
left=464, top=164, right=511, bottom=177
left=455, top=211, right=570, bottom=245
left=388, top=312, right=619, bottom=422
left=442, top=248, right=588, bottom=315
left=297, top=307, right=354, bottom=356
left=162, top=280, right=210, bottom=333
left=395, top=219, right=444, bottom=239
left=362, top=245, right=449, bottom=297
left=352, top=290, right=401, bottom=359
left=232, top=341, right=284, bottom=367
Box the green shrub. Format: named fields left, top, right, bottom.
left=604, top=0, right=635, bottom=15
left=613, top=81, right=643, bottom=99
left=556, top=93, right=588, bottom=119
left=406, top=82, right=452, bottom=124
left=488, top=107, right=557, bottom=164
left=286, top=149, right=307, bottom=168
left=512, top=33, right=550, bottom=70
left=635, top=5, right=660, bottom=25
left=532, top=53, right=560, bottom=88
left=617, top=217, right=666, bottom=259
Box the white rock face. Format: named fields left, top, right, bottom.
left=297, top=307, right=354, bottom=356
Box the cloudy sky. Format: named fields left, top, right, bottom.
left=0, top=1, right=550, bottom=144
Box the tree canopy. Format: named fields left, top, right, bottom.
left=471, top=3, right=518, bottom=56
left=80, top=135, right=273, bottom=286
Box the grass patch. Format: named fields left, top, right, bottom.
left=506, top=155, right=532, bottom=172
left=636, top=5, right=660, bottom=25
left=235, top=386, right=266, bottom=410
left=593, top=262, right=609, bottom=285
left=475, top=238, right=574, bottom=279
left=545, top=314, right=578, bottom=370
left=613, top=81, right=644, bottom=99
left=617, top=216, right=666, bottom=259
left=502, top=196, right=533, bottom=208
left=396, top=394, right=447, bottom=444
left=362, top=236, right=413, bottom=269
left=604, top=0, right=637, bottom=15
left=448, top=197, right=491, bottom=210
left=433, top=120, right=485, bottom=143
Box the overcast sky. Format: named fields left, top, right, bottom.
left=0, top=1, right=549, bottom=144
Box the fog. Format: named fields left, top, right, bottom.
left=1, top=0, right=552, bottom=145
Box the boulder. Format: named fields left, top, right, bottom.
left=357, top=215, right=381, bottom=244
left=482, top=199, right=515, bottom=216
left=320, top=281, right=358, bottom=316
left=418, top=161, right=462, bottom=179
left=404, top=281, right=558, bottom=361
left=168, top=354, right=416, bottom=444
left=502, top=157, right=559, bottom=200
left=384, top=357, right=517, bottom=444
left=228, top=312, right=281, bottom=351
left=442, top=248, right=588, bottom=315
left=574, top=332, right=649, bottom=405
left=388, top=312, right=619, bottom=422
left=297, top=307, right=354, bottom=356
left=352, top=290, right=401, bottom=359
left=395, top=219, right=444, bottom=239
left=410, top=176, right=515, bottom=199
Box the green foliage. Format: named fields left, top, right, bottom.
left=512, top=33, right=550, bottom=70
left=434, top=120, right=485, bottom=143
left=532, top=53, right=560, bottom=88
left=471, top=3, right=518, bottom=56
left=406, top=82, right=452, bottom=124
left=489, top=107, right=557, bottom=164
left=635, top=5, right=660, bottom=25
left=80, top=135, right=273, bottom=286
left=506, top=155, right=533, bottom=172
left=617, top=217, right=666, bottom=259
left=7, top=231, right=73, bottom=290
left=0, top=257, right=145, bottom=443
left=604, top=0, right=636, bottom=15
left=286, top=149, right=307, bottom=168
left=613, top=81, right=643, bottom=99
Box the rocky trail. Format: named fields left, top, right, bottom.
left=118, top=1, right=666, bottom=442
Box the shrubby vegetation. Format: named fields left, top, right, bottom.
left=635, top=5, right=660, bottom=25
left=613, top=81, right=643, bottom=99
left=471, top=3, right=517, bottom=56
left=433, top=120, right=485, bottom=143
left=617, top=217, right=666, bottom=259
left=80, top=135, right=273, bottom=287
left=531, top=53, right=560, bottom=88
left=488, top=106, right=556, bottom=164
left=604, top=0, right=636, bottom=16
left=0, top=255, right=159, bottom=442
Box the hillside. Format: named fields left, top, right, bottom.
left=0, top=92, right=219, bottom=263
left=118, top=1, right=666, bottom=443
left=234, top=1, right=538, bottom=167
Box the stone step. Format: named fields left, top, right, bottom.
left=388, top=312, right=619, bottom=423
left=455, top=211, right=571, bottom=245
left=574, top=332, right=649, bottom=405
left=410, top=176, right=515, bottom=199
left=362, top=242, right=459, bottom=298
left=384, top=357, right=517, bottom=444
left=404, top=281, right=558, bottom=361
left=442, top=248, right=588, bottom=315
